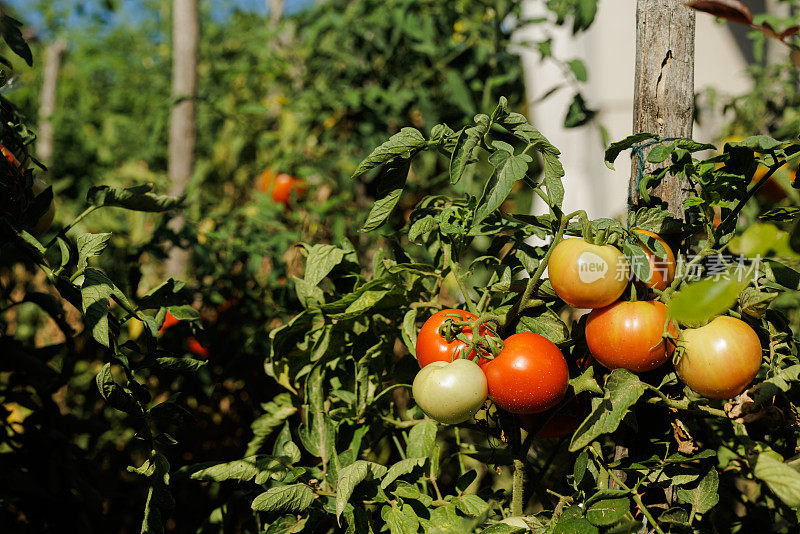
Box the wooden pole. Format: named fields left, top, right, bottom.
left=630, top=0, right=696, bottom=220
left=37, top=38, right=67, bottom=168
left=165, top=0, right=199, bottom=278
left=268, top=0, right=284, bottom=29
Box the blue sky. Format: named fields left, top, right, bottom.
left=5, top=0, right=316, bottom=32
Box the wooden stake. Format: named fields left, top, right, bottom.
left=630, top=0, right=696, bottom=220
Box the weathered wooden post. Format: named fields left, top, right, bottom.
left=630, top=0, right=696, bottom=220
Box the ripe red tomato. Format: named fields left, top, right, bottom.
left=271, top=173, right=306, bottom=205
left=187, top=338, right=210, bottom=359
left=482, top=332, right=569, bottom=414
left=159, top=309, right=179, bottom=334
left=416, top=309, right=497, bottom=368
left=412, top=359, right=488, bottom=424
left=520, top=396, right=586, bottom=438
left=548, top=238, right=630, bottom=309
left=671, top=316, right=762, bottom=399
left=633, top=230, right=675, bottom=291
left=585, top=300, right=676, bottom=373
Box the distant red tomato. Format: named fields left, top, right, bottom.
left=187, top=338, right=210, bottom=359
left=271, top=174, right=306, bottom=205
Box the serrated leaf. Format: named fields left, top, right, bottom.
left=453, top=494, right=490, bottom=517
left=336, top=461, right=388, bottom=519
left=155, top=357, right=206, bottom=373
left=352, top=128, right=426, bottom=178
left=474, top=150, right=530, bottom=225
left=622, top=241, right=650, bottom=283
left=668, top=267, right=751, bottom=326
left=76, top=233, right=111, bottom=272
left=252, top=484, right=314, bottom=513
left=188, top=455, right=288, bottom=482
left=569, top=370, right=646, bottom=451
left=380, top=457, right=427, bottom=489
left=517, top=309, right=569, bottom=343
left=754, top=454, right=800, bottom=508
left=360, top=161, right=410, bottom=232
left=543, top=152, right=565, bottom=207
left=676, top=468, right=719, bottom=516
left=87, top=184, right=182, bottom=212
left=406, top=420, right=437, bottom=459
left=450, top=115, right=490, bottom=185
left=304, top=244, right=346, bottom=286
left=605, top=133, right=657, bottom=170
left=570, top=366, right=603, bottom=396
left=246, top=394, right=298, bottom=456
left=586, top=497, right=630, bottom=526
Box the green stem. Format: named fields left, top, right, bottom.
left=590, top=448, right=665, bottom=534
left=504, top=210, right=580, bottom=333
left=45, top=205, right=99, bottom=249
left=445, top=244, right=478, bottom=315
left=454, top=427, right=466, bottom=476
left=716, top=160, right=784, bottom=243
left=511, top=458, right=525, bottom=516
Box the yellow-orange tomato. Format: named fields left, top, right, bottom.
left=633, top=229, right=675, bottom=291
left=548, top=239, right=630, bottom=309
left=751, top=166, right=787, bottom=202
left=671, top=316, right=762, bottom=399
left=585, top=300, right=676, bottom=373
left=30, top=178, right=55, bottom=237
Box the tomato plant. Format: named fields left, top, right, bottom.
left=412, top=359, right=488, bottom=424
left=585, top=300, right=676, bottom=372
left=548, top=238, right=630, bottom=308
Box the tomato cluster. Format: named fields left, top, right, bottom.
left=549, top=234, right=763, bottom=400
left=412, top=310, right=569, bottom=425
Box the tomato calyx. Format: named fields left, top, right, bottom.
left=436, top=313, right=503, bottom=361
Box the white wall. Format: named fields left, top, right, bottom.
left=517, top=0, right=752, bottom=219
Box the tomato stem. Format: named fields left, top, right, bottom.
left=444, top=243, right=478, bottom=315
left=503, top=210, right=583, bottom=334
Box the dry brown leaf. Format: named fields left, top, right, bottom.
left=685, top=0, right=753, bottom=25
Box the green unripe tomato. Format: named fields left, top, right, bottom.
left=411, top=358, right=487, bottom=424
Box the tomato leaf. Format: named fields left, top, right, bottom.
left=336, top=460, right=389, bottom=520
left=352, top=127, right=426, bottom=178
left=622, top=241, right=650, bottom=283
left=473, top=148, right=530, bottom=225
left=252, top=483, right=314, bottom=513
left=569, top=370, right=646, bottom=451
left=605, top=133, right=657, bottom=170
left=586, top=497, right=630, bottom=526
left=87, top=184, right=182, bottom=212
left=380, top=457, right=427, bottom=489
left=753, top=454, right=800, bottom=508
left=360, top=161, right=410, bottom=232
left=668, top=267, right=752, bottom=326
left=517, top=309, right=569, bottom=343
left=406, top=420, right=437, bottom=459
left=676, top=468, right=720, bottom=517
left=449, top=114, right=491, bottom=185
